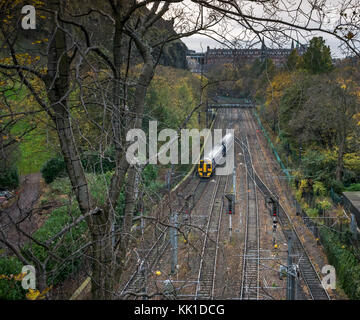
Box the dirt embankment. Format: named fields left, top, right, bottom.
left=0, top=173, right=43, bottom=252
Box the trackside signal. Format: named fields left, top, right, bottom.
left=225, top=193, right=234, bottom=215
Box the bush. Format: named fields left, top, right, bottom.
left=0, top=257, right=26, bottom=300
left=22, top=204, right=87, bottom=286
left=0, top=166, right=19, bottom=190
left=329, top=179, right=344, bottom=194
left=42, top=149, right=117, bottom=185
left=81, top=149, right=115, bottom=174
left=305, top=207, right=319, bottom=218
left=41, top=156, right=66, bottom=184
left=22, top=172, right=126, bottom=286
left=344, top=183, right=360, bottom=192
left=319, top=227, right=360, bottom=299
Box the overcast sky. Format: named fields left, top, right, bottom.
left=178, top=0, right=349, bottom=59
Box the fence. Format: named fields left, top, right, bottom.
left=252, top=110, right=349, bottom=240
left=330, top=188, right=343, bottom=205
left=253, top=109, right=292, bottom=181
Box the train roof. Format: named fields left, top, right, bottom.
left=222, top=133, right=233, bottom=145
left=204, top=144, right=223, bottom=160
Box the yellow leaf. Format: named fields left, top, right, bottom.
left=26, top=289, right=40, bottom=300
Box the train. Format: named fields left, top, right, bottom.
left=197, top=133, right=233, bottom=178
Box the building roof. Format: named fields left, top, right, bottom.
left=343, top=192, right=360, bottom=212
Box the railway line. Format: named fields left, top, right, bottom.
left=120, top=175, right=208, bottom=299
left=234, top=109, right=330, bottom=300
left=240, top=136, right=260, bottom=300
left=121, top=108, right=329, bottom=300
left=195, top=174, right=229, bottom=300
left=121, top=111, right=227, bottom=299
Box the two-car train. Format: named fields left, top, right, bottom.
left=197, top=133, right=233, bottom=178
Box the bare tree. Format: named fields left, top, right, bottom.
left=0, top=0, right=219, bottom=299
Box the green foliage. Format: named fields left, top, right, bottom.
left=50, top=176, right=73, bottom=195
left=285, top=49, right=301, bottom=71
left=17, top=128, right=56, bottom=175
left=344, top=183, right=360, bottom=192
left=313, top=181, right=327, bottom=197
left=302, top=37, right=334, bottom=74
left=316, top=199, right=332, bottom=211
left=42, top=149, right=117, bottom=184
left=145, top=66, right=201, bottom=131
left=301, top=150, right=336, bottom=188
left=331, top=180, right=344, bottom=195
left=18, top=171, right=127, bottom=287
left=0, top=256, right=26, bottom=300
left=141, top=165, right=158, bottom=186
left=81, top=149, right=115, bottom=174
left=319, top=227, right=360, bottom=299
left=305, top=207, right=319, bottom=218
left=41, top=155, right=66, bottom=184
left=0, top=165, right=19, bottom=190
left=22, top=204, right=87, bottom=286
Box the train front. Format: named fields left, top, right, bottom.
left=198, top=158, right=213, bottom=178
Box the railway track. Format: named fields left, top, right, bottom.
left=120, top=174, right=210, bottom=299
left=120, top=115, right=223, bottom=298
left=195, top=174, right=229, bottom=300
left=234, top=132, right=330, bottom=300
left=121, top=225, right=170, bottom=298
left=239, top=136, right=260, bottom=300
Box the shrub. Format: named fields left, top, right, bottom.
left=0, top=166, right=19, bottom=190
left=21, top=204, right=87, bottom=286
left=305, top=207, right=319, bottom=218
left=41, top=156, right=66, bottom=184
left=22, top=172, right=126, bottom=286
left=81, top=149, right=115, bottom=174
left=319, top=227, right=360, bottom=299
left=329, top=179, right=344, bottom=194
left=344, top=183, right=360, bottom=192
left=0, top=256, right=26, bottom=300
left=141, top=165, right=158, bottom=187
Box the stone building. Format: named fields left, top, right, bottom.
left=186, top=41, right=307, bottom=73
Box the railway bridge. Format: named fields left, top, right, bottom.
left=206, top=103, right=255, bottom=110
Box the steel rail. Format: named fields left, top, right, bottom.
left=211, top=174, right=230, bottom=299
left=234, top=134, right=330, bottom=300
left=239, top=135, right=260, bottom=300
left=195, top=175, right=222, bottom=299
left=121, top=176, right=204, bottom=298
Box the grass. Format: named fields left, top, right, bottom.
left=16, top=125, right=55, bottom=175
left=1, top=82, right=56, bottom=175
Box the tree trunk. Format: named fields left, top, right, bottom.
left=336, top=134, right=345, bottom=182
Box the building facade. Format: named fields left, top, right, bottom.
left=186, top=42, right=307, bottom=73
